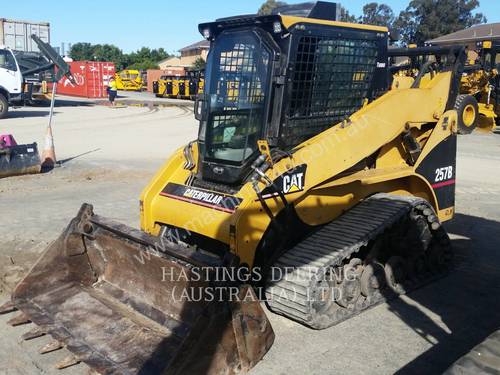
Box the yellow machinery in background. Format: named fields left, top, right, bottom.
left=154, top=75, right=178, bottom=98
left=391, top=41, right=500, bottom=133
left=153, top=70, right=204, bottom=100
left=3, top=3, right=470, bottom=374
left=459, top=41, right=500, bottom=132
left=390, top=46, right=479, bottom=134
left=187, top=69, right=204, bottom=98
left=115, top=69, right=144, bottom=91
left=27, top=80, right=50, bottom=102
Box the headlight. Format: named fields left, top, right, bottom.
left=273, top=22, right=282, bottom=34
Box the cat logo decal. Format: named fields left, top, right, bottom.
left=261, top=164, right=307, bottom=199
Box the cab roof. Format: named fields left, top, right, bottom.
left=199, top=13, right=387, bottom=40
left=280, top=15, right=388, bottom=33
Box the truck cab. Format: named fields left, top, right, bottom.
left=0, top=46, right=24, bottom=117
left=0, top=35, right=72, bottom=119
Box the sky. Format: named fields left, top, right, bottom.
left=1, top=0, right=500, bottom=54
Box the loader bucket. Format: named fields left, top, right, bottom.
left=0, top=142, right=41, bottom=178
left=12, top=204, right=274, bottom=374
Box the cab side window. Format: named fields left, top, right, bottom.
left=495, top=53, right=500, bottom=70
left=0, top=50, right=18, bottom=71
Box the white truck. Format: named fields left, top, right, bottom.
left=0, top=35, right=71, bottom=119
left=0, top=46, right=25, bottom=118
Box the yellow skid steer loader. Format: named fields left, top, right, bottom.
left=2, top=2, right=466, bottom=374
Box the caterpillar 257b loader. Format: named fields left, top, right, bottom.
left=1, top=2, right=465, bottom=374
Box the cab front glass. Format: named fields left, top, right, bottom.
left=204, top=30, right=272, bottom=164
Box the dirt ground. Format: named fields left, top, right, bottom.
left=1, top=99, right=499, bottom=374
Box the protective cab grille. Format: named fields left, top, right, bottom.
left=283, top=35, right=379, bottom=147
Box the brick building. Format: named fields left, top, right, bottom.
left=158, top=40, right=210, bottom=70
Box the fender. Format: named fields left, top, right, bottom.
left=0, top=85, right=10, bottom=100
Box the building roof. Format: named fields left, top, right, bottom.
left=158, top=56, right=195, bottom=68
left=179, top=40, right=210, bottom=52
left=427, top=23, right=500, bottom=45
left=158, top=56, right=179, bottom=65
left=158, top=56, right=181, bottom=66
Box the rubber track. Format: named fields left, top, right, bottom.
left=445, top=329, right=500, bottom=375
left=266, top=193, right=448, bottom=328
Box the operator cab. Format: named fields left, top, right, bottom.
left=0, top=48, right=19, bottom=71
left=195, top=1, right=389, bottom=187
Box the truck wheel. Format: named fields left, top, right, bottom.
left=0, top=94, right=8, bottom=119
left=454, top=94, right=478, bottom=134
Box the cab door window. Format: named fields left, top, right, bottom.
left=0, top=50, right=17, bottom=71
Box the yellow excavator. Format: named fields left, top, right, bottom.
left=1, top=2, right=467, bottom=374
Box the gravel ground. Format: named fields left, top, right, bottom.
left=0, top=101, right=499, bottom=374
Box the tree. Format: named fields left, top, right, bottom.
left=127, top=47, right=169, bottom=70
left=69, top=43, right=126, bottom=68
left=257, top=1, right=359, bottom=24
left=392, top=9, right=419, bottom=45
left=92, top=44, right=125, bottom=65
left=69, top=42, right=96, bottom=61
left=258, top=0, right=287, bottom=15
left=191, top=57, right=206, bottom=71
left=361, top=3, right=395, bottom=27
left=69, top=44, right=170, bottom=71
left=338, top=5, right=359, bottom=23
left=127, top=60, right=160, bottom=70
left=394, top=0, right=487, bottom=46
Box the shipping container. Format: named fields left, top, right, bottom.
left=57, top=61, right=115, bottom=98
left=0, top=18, right=50, bottom=52
left=146, top=68, right=185, bottom=92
